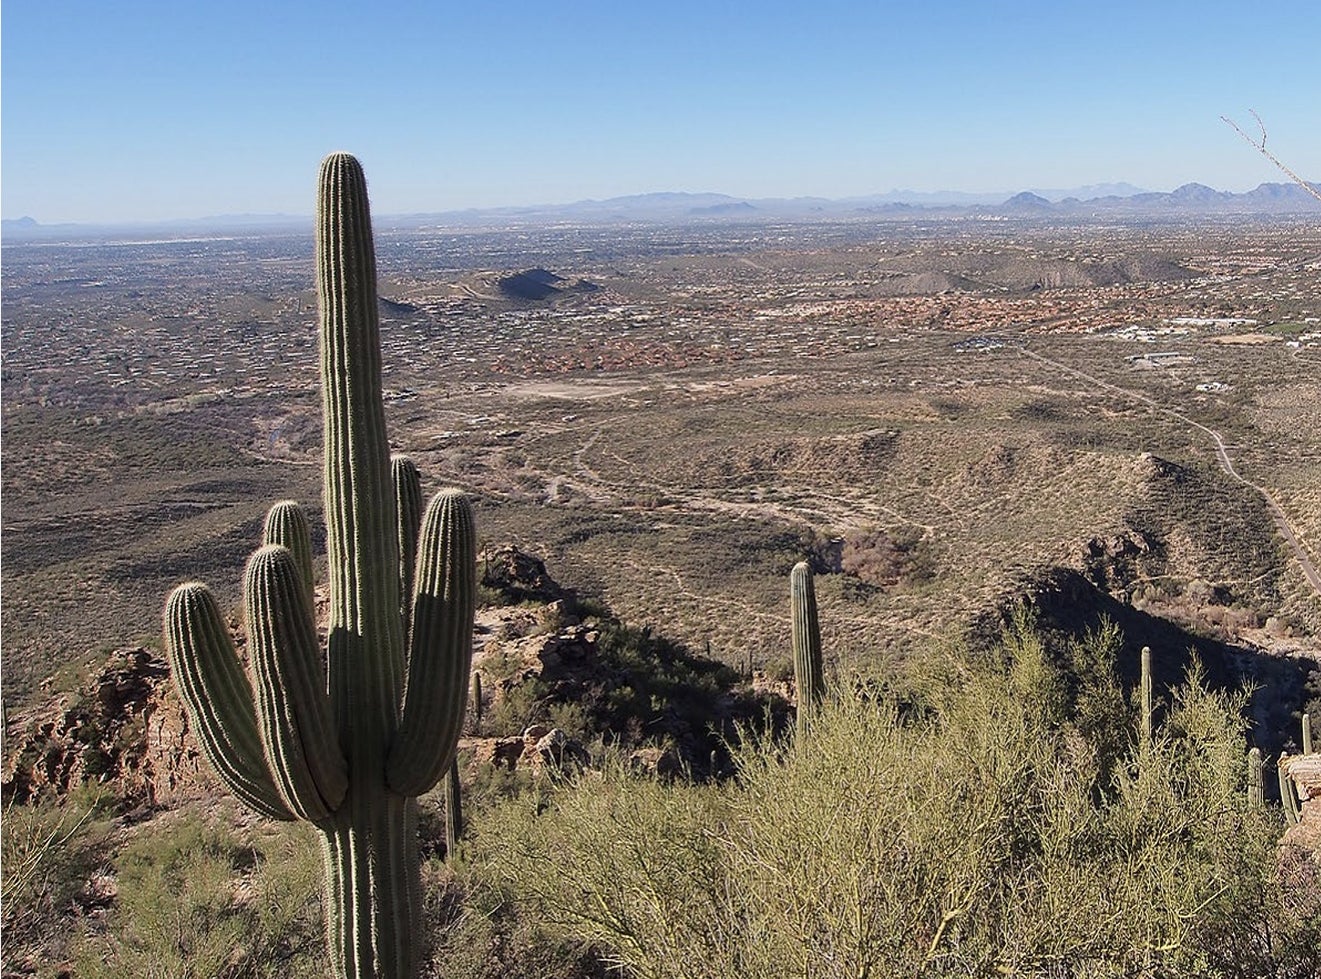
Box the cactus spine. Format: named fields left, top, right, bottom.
left=1247, top=747, right=1264, bottom=808
left=1139, top=645, right=1154, bottom=747
left=790, top=561, right=824, bottom=738
left=163, top=153, right=475, bottom=979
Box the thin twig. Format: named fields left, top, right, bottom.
left=1221, top=111, right=1321, bottom=203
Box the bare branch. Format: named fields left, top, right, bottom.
left=1222, top=111, right=1321, bottom=204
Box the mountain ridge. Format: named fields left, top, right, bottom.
left=5, top=181, right=1317, bottom=237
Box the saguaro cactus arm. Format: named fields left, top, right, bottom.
left=393, top=455, right=422, bottom=637
left=263, top=500, right=315, bottom=609
left=388, top=489, right=477, bottom=796
left=163, top=583, right=293, bottom=821
left=245, top=545, right=348, bottom=820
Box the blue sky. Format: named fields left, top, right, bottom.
left=3, top=0, right=1318, bottom=224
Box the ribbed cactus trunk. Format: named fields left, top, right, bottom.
left=317, top=151, right=416, bottom=979
left=790, top=561, right=824, bottom=739
left=164, top=153, right=476, bottom=979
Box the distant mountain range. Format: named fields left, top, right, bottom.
left=4, top=181, right=1318, bottom=238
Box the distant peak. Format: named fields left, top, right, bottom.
left=1168, top=183, right=1230, bottom=202
left=1002, top=191, right=1052, bottom=210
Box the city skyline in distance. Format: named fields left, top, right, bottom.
left=3, top=0, right=1319, bottom=225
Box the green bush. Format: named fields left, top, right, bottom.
left=478, top=616, right=1320, bottom=978
left=1, top=788, right=114, bottom=972
left=71, top=814, right=327, bottom=979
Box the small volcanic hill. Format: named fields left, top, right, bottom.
left=497, top=268, right=602, bottom=301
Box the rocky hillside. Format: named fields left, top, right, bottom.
left=1, top=546, right=788, bottom=811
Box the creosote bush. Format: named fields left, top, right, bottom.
left=1, top=788, right=114, bottom=970
left=71, top=814, right=328, bottom=979
left=477, top=615, right=1320, bottom=979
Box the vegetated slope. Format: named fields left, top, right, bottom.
left=471, top=357, right=1316, bottom=695
left=6, top=542, right=1317, bottom=978
left=866, top=248, right=1195, bottom=295
left=479, top=616, right=1321, bottom=979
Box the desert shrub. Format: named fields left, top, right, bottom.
left=480, top=673, right=553, bottom=738
left=71, top=814, right=327, bottom=979
left=479, top=617, right=1320, bottom=978
left=424, top=862, right=609, bottom=979
left=840, top=524, right=936, bottom=589
left=1, top=788, right=115, bottom=972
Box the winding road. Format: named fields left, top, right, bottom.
left=1019, top=345, right=1321, bottom=597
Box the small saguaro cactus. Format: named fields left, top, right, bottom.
left=1139, top=645, right=1154, bottom=747
left=164, top=152, right=476, bottom=979
left=790, top=561, right=824, bottom=738
left=1247, top=747, right=1264, bottom=808
left=444, top=756, right=463, bottom=859
left=1304, top=712, right=1313, bottom=756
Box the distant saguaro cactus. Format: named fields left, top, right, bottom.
left=791, top=561, right=824, bottom=738
left=1139, top=645, right=1154, bottom=747
left=1247, top=747, right=1264, bottom=808
left=1304, top=712, right=1313, bottom=756
left=444, top=756, right=463, bottom=859
left=164, top=152, right=476, bottom=979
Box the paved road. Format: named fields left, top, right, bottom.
left=1019, top=345, right=1321, bottom=597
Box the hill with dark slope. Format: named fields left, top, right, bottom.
left=498, top=268, right=567, bottom=300
left=497, top=268, right=601, bottom=301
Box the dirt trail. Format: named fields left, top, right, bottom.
left=1020, top=345, right=1321, bottom=596
left=567, top=430, right=933, bottom=535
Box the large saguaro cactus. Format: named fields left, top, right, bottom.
left=164, top=152, right=476, bottom=979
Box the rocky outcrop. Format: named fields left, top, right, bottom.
left=3, top=545, right=784, bottom=811
left=481, top=545, right=575, bottom=607
left=1282, top=754, right=1321, bottom=853
left=2, top=647, right=218, bottom=809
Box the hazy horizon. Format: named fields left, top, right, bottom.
left=4, top=0, right=1318, bottom=225
left=9, top=178, right=1317, bottom=231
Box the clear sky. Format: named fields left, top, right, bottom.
left=3, top=0, right=1318, bottom=224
